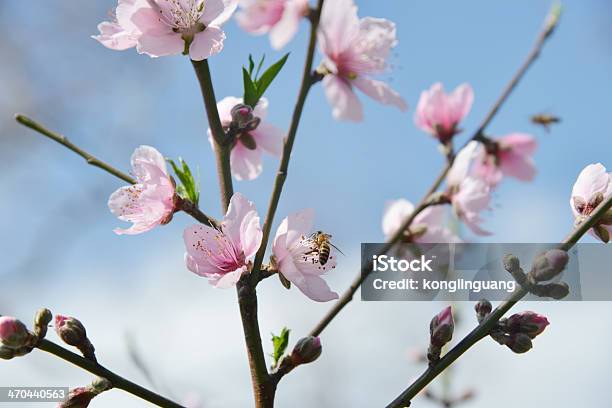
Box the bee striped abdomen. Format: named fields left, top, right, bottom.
left=318, top=242, right=331, bottom=265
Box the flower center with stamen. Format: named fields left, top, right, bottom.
left=147, top=0, right=207, bottom=38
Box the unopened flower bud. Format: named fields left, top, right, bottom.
left=34, top=308, right=52, bottom=339
left=430, top=306, right=454, bottom=348
left=290, top=336, right=322, bottom=366
left=90, top=377, right=112, bottom=394
left=531, top=249, right=569, bottom=282
left=230, top=103, right=254, bottom=127
left=506, top=332, right=533, bottom=354
left=593, top=225, right=610, bottom=243
left=503, top=254, right=520, bottom=273
left=543, top=282, right=570, bottom=300
left=55, top=315, right=96, bottom=361
left=507, top=311, right=549, bottom=339
left=474, top=299, right=492, bottom=322
left=59, top=378, right=111, bottom=408
left=600, top=209, right=612, bottom=226
left=0, top=345, right=17, bottom=360
left=60, top=387, right=95, bottom=408
left=0, top=316, right=30, bottom=349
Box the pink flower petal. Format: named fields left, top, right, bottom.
left=189, top=26, right=226, bottom=61
left=230, top=142, right=263, bottom=180
left=211, top=267, right=246, bottom=288
left=382, top=199, right=415, bottom=239
left=240, top=210, right=263, bottom=261
left=251, top=123, right=285, bottom=156
left=499, top=151, right=537, bottom=181
left=322, top=75, right=363, bottom=121
left=318, top=0, right=360, bottom=56
left=207, top=0, right=238, bottom=26
left=93, top=22, right=138, bottom=50
left=223, top=192, right=259, bottom=247
left=353, top=76, right=407, bottom=112
left=269, top=0, right=307, bottom=49
left=296, top=274, right=339, bottom=302
left=137, top=28, right=185, bottom=57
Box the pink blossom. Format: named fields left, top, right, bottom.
left=382, top=199, right=459, bottom=243
left=0, top=317, right=29, bottom=349
left=317, top=0, right=407, bottom=121
left=570, top=163, right=612, bottom=242
left=447, top=142, right=492, bottom=235
left=236, top=0, right=309, bottom=49
left=414, top=83, right=474, bottom=144
left=93, top=0, right=147, bottom=50
left=210, top=96, right=284, bottom=180
left=95, top=0, right=237, bottom=61
left=108, top=146, right=176, bottom=235
left=473, top=133, right=537, bottom=186
left=184, top=193, right=262, bottom=288
left=272, top=209, right=338, bottom=302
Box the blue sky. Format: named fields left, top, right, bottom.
left=1, top=1, right=611, bottom=407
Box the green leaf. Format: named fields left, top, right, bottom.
left=167, top=157, right=199, bottom=205
left=271, top=327, right=290, bottom=369
left=248, top=54, right=255, bottom=76
left=242, top=67, right=258, bottom=108
left=255, top=53, right=289, bottom=102
left=254, top=54, right=266, bottom=80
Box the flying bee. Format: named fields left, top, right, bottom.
left=530, top=113, right=561, bottom=132
left=308, top=231, right=344, bottom=266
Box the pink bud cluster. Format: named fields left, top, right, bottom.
left=0, top=316, right=36, bottom=360
left=477, top=302, right=550, bottom=354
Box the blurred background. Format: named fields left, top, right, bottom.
left=1, top=0, right=611, bottom=406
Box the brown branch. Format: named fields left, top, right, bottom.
left=36, top=339, right=185, bottom=408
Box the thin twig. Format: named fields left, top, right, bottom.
left=190, top=59, right=234, bottom=211
left=308, top=3, right=561, bottom=338
left=36, top=339, right=185, bottom=408
left=15, top=114, right=135, bottom=184
left=250, top=0, right=325, bottom=283
left=386, top=193, right=612, bottom=408
left=15, top=114, right=220, bottom=228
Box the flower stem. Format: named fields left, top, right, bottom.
left=386, top=193, right=612, bottom=408
left=308, top=2, right=561, bottom=338
left=190, top=59, right=234, bottom=210
left=250, top=0, right=325, bottom=283
left=190, top=58, right=274, bottom=406
left=36, top=339, right=185, bottom=408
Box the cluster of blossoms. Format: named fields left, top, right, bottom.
left=109, top=150, right=338, bottom=301
left=95, top=0, right=407, bottom=180
left=183, top=193, right=338, bottom=301
left=384, top=83, right=538, bottom=239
